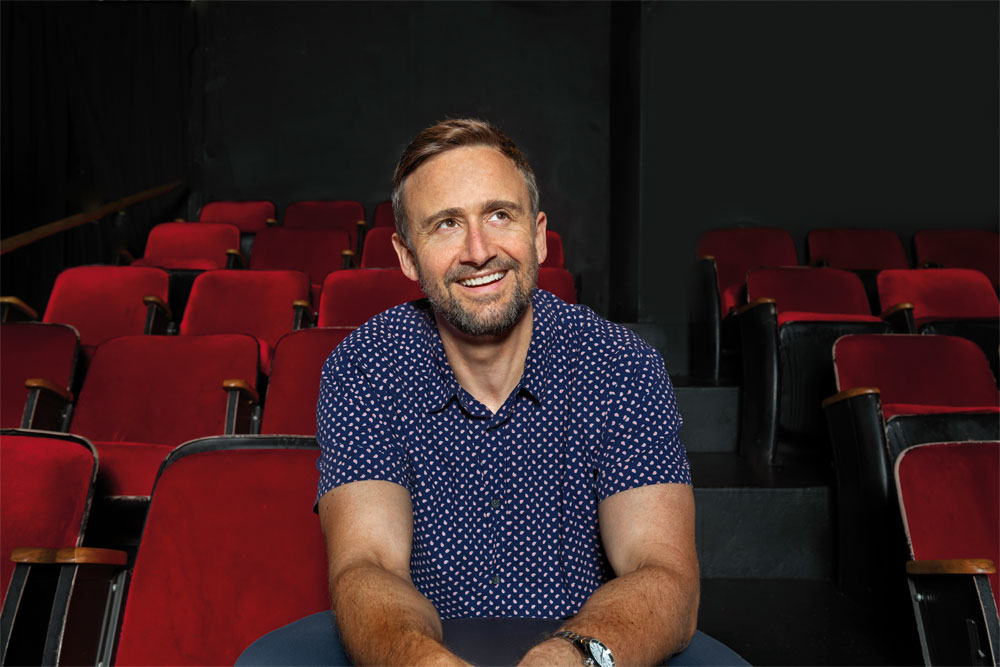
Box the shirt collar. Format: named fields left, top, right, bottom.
left=419, top=288, right=557, bottom=413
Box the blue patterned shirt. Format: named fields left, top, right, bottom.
left=316, top=289, right=690, bottom=620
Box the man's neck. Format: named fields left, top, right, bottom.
left=435, top=305, right=534, bottom=414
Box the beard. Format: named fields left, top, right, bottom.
left=416, top=253, right=539, bottom=337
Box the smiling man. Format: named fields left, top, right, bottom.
left=237, top=119, right=746, bottom=667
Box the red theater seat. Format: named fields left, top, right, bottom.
left=372, top=201, right=395, bottom=228
left=542, top=230, right=564, bottom=269
left=43, top=265, right=170, bottom=361
left=261, top=328, right=353, bottom=436
left=111, top=436, right=329, bottom=666
left=180, top=270, right=311, bottom=375
left=737, top=267, right=889, bottom=465
left=1, top=323, right=78, bottom=429
left=0, top=430, right=97, bottom=605
left=132, top=222, right=241, bottom=271
left=537, top=267, right=576, bottom=304
left=250, top=227, right=353, bottom=308
left=359, top=227, right=400, bottom=268
left=914, top=229, right=1000, bottom=291
left=822, top=334, right=1000, bottom=602
left=317, top=269, right=425, bottom=328
left=68, top=334, right=260, bottom=496
left=200, top=200, right=276, bottom=234
left=895, top=441, right=1000, bottom=665
left=691, top=227, right=799, bottom=382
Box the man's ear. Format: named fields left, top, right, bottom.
left=534, top=212, right=548, bottom=266
left=392, top=233, right=420, bottom=282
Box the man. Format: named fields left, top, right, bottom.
left=238, top=119, right=745, bottom=666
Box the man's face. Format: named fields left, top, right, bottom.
left=392, top=145, right=547, bottom=337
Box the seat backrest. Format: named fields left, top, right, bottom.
left=696, top=227, right=799, bottom=315
left=114, top=436, right=329, bottom=666
left=180, top=269, right=311, bottom=353
left=140, top=222, right=240, bottom=269
left=359, top=227, right=400, bottom=268
left=372, top=200, right=395, bottom=228
left=807, top=228, right=909, bottom=271
left=250, top=227, right=351, bottom=287
left=318, top=269, right=425, bottom=327
left=0, top=430, right=96, bottom=602
left=895, top=440, right=999, bottom=604
left=0, top=323, right=78, bottom=428
left=542, top=230, right=564, bottom=269
left=877, top=268, right=1000, bottom=322
left=199, top=200, right=275, bottom=234
left=283, top=200, right=365, bottom=234
left=833, top=334, right=1000, bottom=409
left=43, top=265, right=169, bottom=357
left=914, top=229, right=1000, bottom=289
left=71, top=334, right=259, bottom=447
left=538, top=267, right=576, bottom=304
left=746, top=267, right=872, bottom=316
left=261, top=328, right=353, bottom=435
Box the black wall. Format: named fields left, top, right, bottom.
left=2, top=1, right=997, bottom=373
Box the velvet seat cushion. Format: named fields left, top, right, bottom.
left=697, top=227, right=798, bottom=318
left=318, top=269, right=426, bottom=327
left=895, top=441, right=999, bottom=604
left=1, top=433, right=95, bottom=602
left=200, top=200, right=276, bottom=234
left=806, top=228, right=909, bottom=271
left=833, top=334, right=1000, bottom=409
left=135, top=222, right=241, bottom=271
left=0, top=323, right=78, bottom=428
left=114, top=443, right=329, bottom=666
left=260, top=328, right=353, bottom=435
left=877, top=268, right=999, bottom=324
left=44, top=265, right=169, bottom=358
left=359, top=227, right=401, bottom=268
left=914, top=229, right=1000, bottom=290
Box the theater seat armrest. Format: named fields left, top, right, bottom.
left=225, top=248, right=246, bottom=269
left=880, top=302, right=915, bottom=333
left=266, top=217, right=279, bottom=227
left=223, top=379, right=260, bottom=435
left=734, top=297, right=776, bottom=317
left=342, top=249, right=356, bottom=269
left=22, top=378, right=74, bottom=431
left=293, top=300, right=314, bottom=329
left=821, top=386, right=880, bottom=408
left=142, top=295, right=173, bottom=334
left=907, top=559, right=996, bottom=575
left=0, top=296, right=39, bottom=322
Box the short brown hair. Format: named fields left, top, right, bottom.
left=390, top=118, right=539, bottom=245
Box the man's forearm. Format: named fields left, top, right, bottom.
left=330, top=562, right=466, bottom=666
left=522, top=563, right=699, bottom=666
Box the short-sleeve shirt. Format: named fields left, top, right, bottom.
left=316, top=289, right=690, bottom=620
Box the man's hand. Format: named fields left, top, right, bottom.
left=517, top=638, right=583, bottom=666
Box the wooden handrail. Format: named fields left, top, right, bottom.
left=1, top=179, right=184, bottom=255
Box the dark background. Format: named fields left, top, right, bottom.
left=3, top=0, right=997, bottom=373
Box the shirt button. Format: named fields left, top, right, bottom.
left=490, top=498, right=500, bottom=509
left=490, top=575, right=500, bottom=585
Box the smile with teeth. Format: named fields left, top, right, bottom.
left=458, top=271, right=506, bottom=287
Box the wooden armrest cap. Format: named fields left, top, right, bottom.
left=0, top=296, right=39, bottom=320
left=223, top=378, right=260, bottom=403
left=907, top=559, right=996, bottom=575
left=881, top=302, right=915, bottom=318
left=734, top=297, right=776, bottom=316
left=821, top=386, right=880, bottom=408
left=24, top=377, right=74, bottom=403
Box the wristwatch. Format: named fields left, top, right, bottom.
left=552, top=630, right=616, bottom=667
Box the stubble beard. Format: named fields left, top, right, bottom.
left=416, top=253, right=539, bottom=337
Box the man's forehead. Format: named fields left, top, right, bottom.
left=405, top=145, right=530, bottom=214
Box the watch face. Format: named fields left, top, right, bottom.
left=587, top=639, right=615, bottom=667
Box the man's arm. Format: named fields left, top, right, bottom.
left=320, top=479, right=469, bottom=666
left=520, top=482, right=699, bottom=666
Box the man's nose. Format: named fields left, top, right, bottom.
left=460, top=222, right=496, bottom=266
